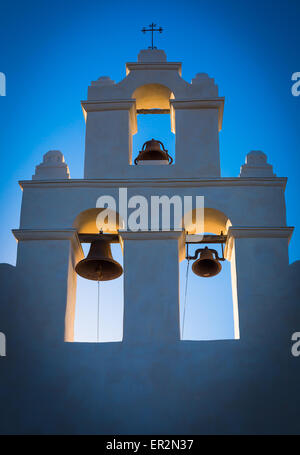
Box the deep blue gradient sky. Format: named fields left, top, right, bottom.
left=0, top=0, right=299, bottom=340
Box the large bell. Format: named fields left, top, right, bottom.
left=75, top=240, right=123, bottom=281
left=192, top=247, right=222, bottom=278
left=134, top=139, right=173, bottom=164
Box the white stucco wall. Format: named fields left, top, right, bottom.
left=0, top=49, right=299, bottom=435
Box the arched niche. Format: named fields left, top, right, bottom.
left=131, top=83, right=176, bottom=161
left=183, top=207, right=232, bottom=235
left=180, top=207, right=239, bottom=340
left=72, top=208, right=124, bottom=343
left=73, top=208, right=124, bottom=234
left=132, top=83, right=175, bottom=111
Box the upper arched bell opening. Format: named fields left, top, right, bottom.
left=183, top=207, right=232, bottom=235
left=73, top=208, right=124, bottom=234
left=132, top=83, right=175, bottom=111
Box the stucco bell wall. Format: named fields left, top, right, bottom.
left=18, top=178, right=287, bottom=231
left=0, top=49, right=299, bottom=435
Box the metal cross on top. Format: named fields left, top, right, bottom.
left=141, top=23, right=163, bottom=49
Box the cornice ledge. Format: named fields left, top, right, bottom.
left=118, top=229, right=185, bottom=260
left=18, top=177, right=288, bottom=190
left=126, top=62, right=182, bottom=76
left=81, top=99, right=136, bottom=112
left=80, top=99, right=137, bottom=132
left=170, top=98, right=225, bottom=131
left=170, top=98, right=224, bottom=109
left=228, top=226, right=294, bottom=239
left=118, top=229, right=184, bottom=241
left=224, top=226, right=294, bottom=260
left=12, top=228, right=79, bottom=242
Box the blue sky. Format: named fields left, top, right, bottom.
left=0, top=0, right=299, bottom=341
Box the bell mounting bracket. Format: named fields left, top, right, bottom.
left=78, top=233, right=119, bottom=243
left=185, top=233, right=227, bottom=261
left=186, top=246, right=226, bottom=262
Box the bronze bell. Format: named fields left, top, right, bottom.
left=192, top=247, right=222, bottom=278
left=75, top=240, right=123, bottom=281
left=134, top=139, right=173, bottom=165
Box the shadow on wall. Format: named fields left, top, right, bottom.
left=0, top=263, right=16, bottom=358
left=1, top=241, right=299, bottom=347
left=0, top=255, right=300, bottom=434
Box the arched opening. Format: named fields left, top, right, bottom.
left=74, top=208, right=124, bottom=234
left=183, top=207, right=232, bottom=235
left=133, top=83, right=174, bottom=111
left=72, top=209, right=124, bottom=342
left=131, top=83, right=175, bottom=165
left=180, top=208, right=239, bottom=341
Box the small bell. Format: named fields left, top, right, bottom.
left=192, top=247, right=222, bottom=278
left=134, top=139, right=173, bottom=165
left=75, top=240, right=123, bottom=281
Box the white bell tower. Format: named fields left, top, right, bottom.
left=1, top=47, right=299, bottom=435
left=82, top=48, right=223, bottom=179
